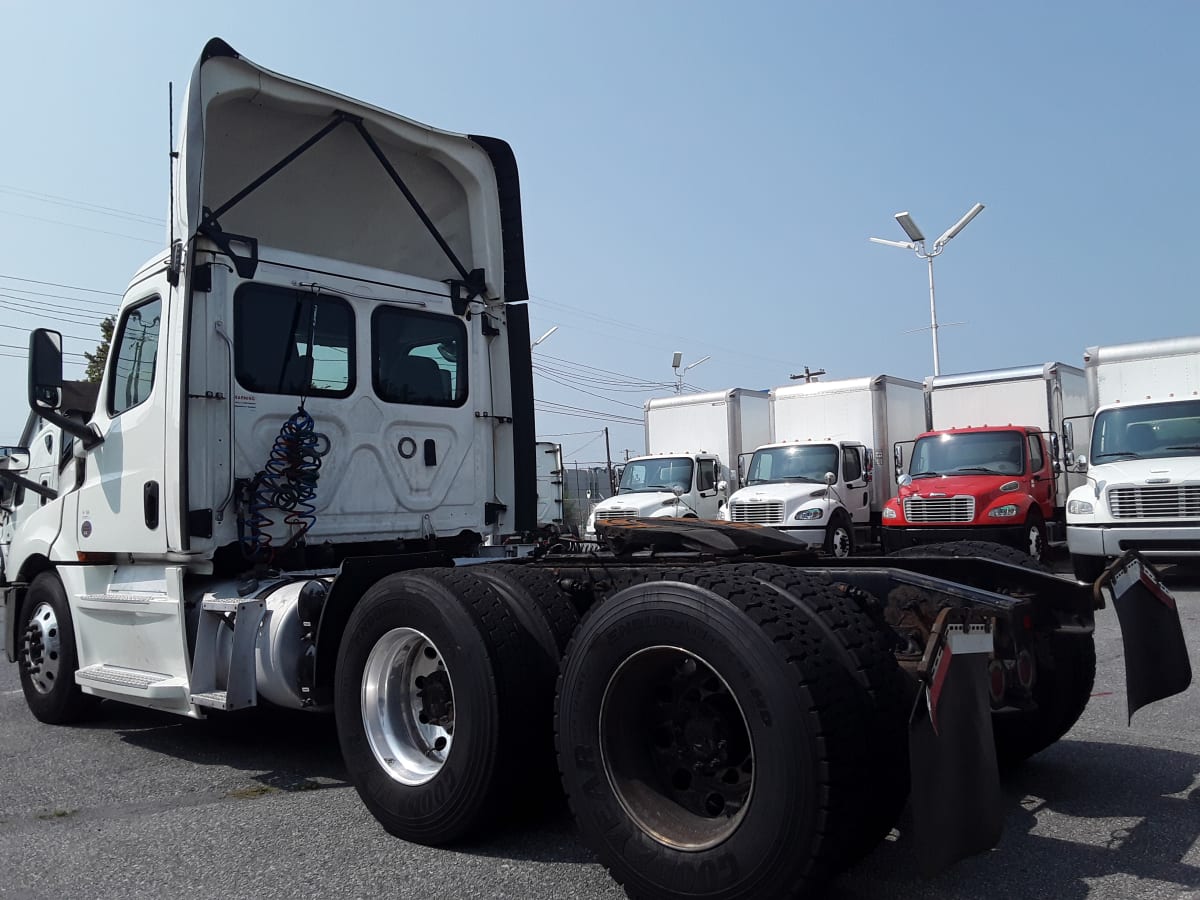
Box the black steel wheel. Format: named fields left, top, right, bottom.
left=557, top=569, right=861, bottom=899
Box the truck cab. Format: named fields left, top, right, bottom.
left=724, top=440, right=871, bottom=556
left=882, top=425, right=1057, bottom=560
left=584, top=452, right=725, bottom=538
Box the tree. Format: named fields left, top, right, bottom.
left=83, top=316, right=115, bottom=383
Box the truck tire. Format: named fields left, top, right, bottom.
left=1025, top=510, right=1048, bottom=564
left=334, top=568, right=542, bottom=845
left=889, top=541, right=1096, bottom=766
left=823, top=512, right=854, bottom=558
left=556, top=570, right=861, bottom=899
left=718, top=563, right=910, bottom=868
left=1071, top=554, right=1107, bottom=584
left=17, top=572, right=100, bottom=724
left=465, top=563, right=579, bottom=659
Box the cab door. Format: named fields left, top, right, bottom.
left=840, top=443, right=872, bottom=524
left=694, top=457, right=721, bottom=518
left=74, top=285, right=170, bottom=555
left=1027, top=434, right=1055, bottom=516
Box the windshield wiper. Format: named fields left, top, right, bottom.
left=1094, top=451, right=1140, bottom=460
left=910, top=472, right=941, bottom=479
left=1164, top=444, right=1200, bottom=451
left=952, top=467, right=1003, bottom=475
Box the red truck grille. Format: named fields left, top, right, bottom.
left=903, top=496, right=975, bottom=523
left=729, top=500, right=785, bottom=525
left=1109, top=484, right=1200, bottom=519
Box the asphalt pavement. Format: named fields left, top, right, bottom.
left=1, top=559, right=1197, bottom=900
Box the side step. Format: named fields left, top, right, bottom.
left=76, top=664, right=188, bottom=700
left=189, top=596, right=266, bottom=712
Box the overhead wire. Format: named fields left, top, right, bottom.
left=0, top=184, right=163, bottom=227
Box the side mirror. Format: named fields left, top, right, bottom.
left=863, top=450, right=874, bottom=484
left=1049, top=432, right=1060, bottom=460
left=1075, top=455, right=1088, bottom=471
left=1053, top=460, right=1063, bottom=476
left=824, top=472, right=836, bottom=486
left=29, top=329, right=64, bottom=412
left=898, top=473, right=913, bottom=487
left=673, top=485, right=684, bottom=497
left=717, top=480, right=728, bottom=493
left=1062, top=421, right=1075, bottom=453
left=893, top=443, right=904, bottom=476
left=0, top=446, right=31, bottom=472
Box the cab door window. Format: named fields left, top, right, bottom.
left=108, top=297, right=162, bottom=416
left=842, top=446, right=863, bottom=483
left=1028, top=435, right=1044, bottom=472
left=697, top=459, right=717, bottom=492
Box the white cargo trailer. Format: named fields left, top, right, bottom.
left=726, top=375, right=925, bottom=555
left=1066, top=336, right=1200, bottom=581
left=584, top=388, right=769, bottom=537
left=923, top=363, right=1091, bottom=543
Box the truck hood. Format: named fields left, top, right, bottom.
left=730, top=484, right=828, bottom=505
left=592, top=493, right=679, bottom=515
left=173, top=38, right=522, bottom=297
left=1085, top=455, right=1200, bottom=488
left=899, top=473, right=1018, bottom=499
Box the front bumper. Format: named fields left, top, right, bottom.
left=882, top=523, right=1027, bottom=554
left=1067, top=523, right=1200, bottom=560
left=774, top=526, right=825, bottom=549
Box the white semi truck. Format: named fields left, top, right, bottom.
left=583, top=388, right=768, bottom=537
left=726, top=376, right=925, bottom=556
left=0, top=39, right=1191, bottom=900
left=1065, top=336, right=1200, bottom=582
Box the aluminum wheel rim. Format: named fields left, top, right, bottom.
left=22, top=601, right=62, bottom=695
left=361, top=627, right=455, bottom=786
left=599, top=646, right=754, bottom=851
left=831, top=526, right=852, bottom=557
left=1028, top=524, right=1042, bottom=559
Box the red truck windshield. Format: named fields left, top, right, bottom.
left=910, top=431, right=1025, bottom=478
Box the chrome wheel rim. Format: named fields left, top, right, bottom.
left=599, top=646, right=754, bottom=851
left=831, top=526, right=852, bottom=557
left=21, top=602, right=62, bottom=695
left=1028, top=524, right=1043, bottom=560
left=361, top=627, right=454, bottom=786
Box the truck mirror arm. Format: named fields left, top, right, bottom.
left=31, top=408, right=103, bottom=452
left=0, top=469, right=57, bottom=501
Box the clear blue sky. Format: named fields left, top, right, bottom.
left=1, top=1, right=1196, bottom=463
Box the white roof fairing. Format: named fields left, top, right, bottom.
left=172, top=38, right=509, bottom=295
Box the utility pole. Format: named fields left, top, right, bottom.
left=604, top=427, right=615, bottom=496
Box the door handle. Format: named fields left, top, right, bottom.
left=144, top=481, right=160, bottom=529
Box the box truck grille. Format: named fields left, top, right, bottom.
left=903, top=496, right=975, bottom=523
left=595, top=508, right=639, bottom=521
left=1109, top=484, right=1200, bottom=519
left=729, top=500, right=785, bottom=525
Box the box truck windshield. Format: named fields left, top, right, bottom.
left=746, top=445, right=839, bottom=485
left=619, top=456, right=694, bottom=493
left=910, top=431, right=1025, bottom=477
left=1090, top=400, right=1200, bottom=461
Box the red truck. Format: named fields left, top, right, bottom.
left=882, top=424, right=1058, bottom=560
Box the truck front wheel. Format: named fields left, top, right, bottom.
left=1025, top=510, right=1047, bottom=563
left=334, top=568, right=540, bottom=845
left=557, top=571, right=860, bottom=898
left=17, top=572, right=99, bottom=724
left=824, top=513, right=854, bottom=558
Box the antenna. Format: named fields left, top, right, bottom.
left=167, top=82, right=181, bottom=285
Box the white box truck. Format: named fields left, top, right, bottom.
left=1065, top=336, right=1200, bottom=581
left=881, top=363, right=1090, bottom=561
left=584, top=388, right=769, bottom=536
left=726, top=376, right=925, bottom=555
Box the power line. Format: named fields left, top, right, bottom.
left=0, top=208, right=161, bottom=245
left=0, top=285, right=119, bottom=314
left=0, top=274, right=123, bottom=297
left=0, top=185, right=162, bottom=227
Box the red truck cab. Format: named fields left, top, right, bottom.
left=881, top=425, right=1056, bottom=561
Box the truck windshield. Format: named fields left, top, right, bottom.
left=746, top=445, right=838, bottom=485
left=1091, top=400, right=1200, bottom=461
left=909, top=431, right=1025, bottom=477
left=618, top=457, right=694, bottom=494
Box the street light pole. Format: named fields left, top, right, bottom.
left=870, top=202, right=984, bottom=376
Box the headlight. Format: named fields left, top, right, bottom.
left=882, top=507, right=898, bottom=520
left=793, top=508, right=823, bottom=521
left=1067, top=499, right=1094, bottom=515
left=988, top=504, right=1019, bottom=518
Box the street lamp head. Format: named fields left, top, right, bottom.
left=531, top=324, right=559, bottom=349
left=894, top=212, right=925, bottom=243
left=684, top=355, right=711, bottom=374
left=869, top=236, right=917, bottom=250
left=934, top=202, right=985, bottom=248
left=671, top=351, right=683, bottom=370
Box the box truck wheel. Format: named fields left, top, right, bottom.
left=1071, top=554, right=1107, bottom=584
left=1025, top=510, right=1047, bottom=563
left=334, top=568, right=542, bottom=845
left=824, top=512, right=854, bottom=558
left=556, top=570, right=860, bottom=898
left=17, top=572, right=101, bottom=725
left=718, top=563, right=910, bottom=868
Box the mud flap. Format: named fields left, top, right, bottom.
left=908, top=620, right=1004, bottom=877
left=1104, top=552, right=1192, bottom=721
